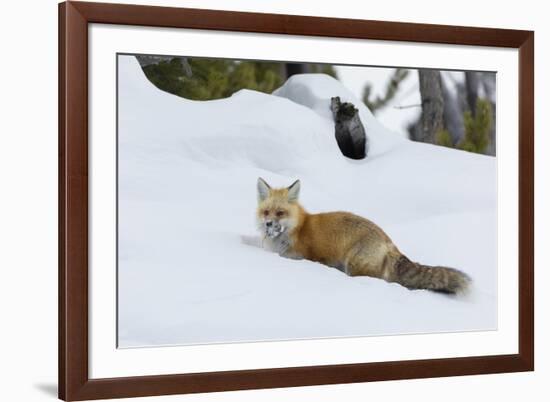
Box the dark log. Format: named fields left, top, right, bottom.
left=330, top=97, right=368, bottom=159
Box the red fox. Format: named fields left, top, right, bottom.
left=256, top=178, right=470, bottom=294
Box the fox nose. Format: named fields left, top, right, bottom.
left=266, top=221, right=273, bottom=227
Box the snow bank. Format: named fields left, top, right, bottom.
left=118, top=55, right=497, bottom=347
left=274, top=73, right=403, bottom=156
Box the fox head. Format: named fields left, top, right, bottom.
left=256, top=178, right=302, bottom=239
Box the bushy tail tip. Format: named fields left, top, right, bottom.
left=394, top=255, right=471, bottom=295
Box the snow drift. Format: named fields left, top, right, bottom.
left=117, top=55, right=497, bottom=347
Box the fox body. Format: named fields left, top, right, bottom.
left=256, top=178, right=470, bottom=294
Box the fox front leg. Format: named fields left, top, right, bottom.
left=278, top=240, right=303, bottom=260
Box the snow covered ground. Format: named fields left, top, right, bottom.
left=117, top=55, right=497, bottom=348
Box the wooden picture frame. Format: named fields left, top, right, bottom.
left=59, top=1, right=534, bottom=400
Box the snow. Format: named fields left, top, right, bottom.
left=117, top=55, right=497, bottom=347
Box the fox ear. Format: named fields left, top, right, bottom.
left=257, top=177, right=271, bottom=202
left=287, top=180, right=301, bottom=202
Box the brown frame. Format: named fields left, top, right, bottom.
left=59, top=1, right=534, bottom=400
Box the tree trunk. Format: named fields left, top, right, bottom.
left=416, top=70, right=445, bottom=143
left=441, top=76, right=464, bottom=145
left=465, top=71, right=480, bottom=116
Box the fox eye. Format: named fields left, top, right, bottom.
left=263, top=210, right=269, bottom=216
left=276, top=210, right=285, bottom=217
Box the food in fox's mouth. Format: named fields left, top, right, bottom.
left=265, top=222, right=285, bottom=238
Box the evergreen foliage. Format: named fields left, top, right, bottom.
left=458, top=99, right=492, bottom=154
left=142, top=58, right=286, bottom=100
left=435, top=129, right=454, bottom=148
left=141, top=57, right=339, bottom=101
